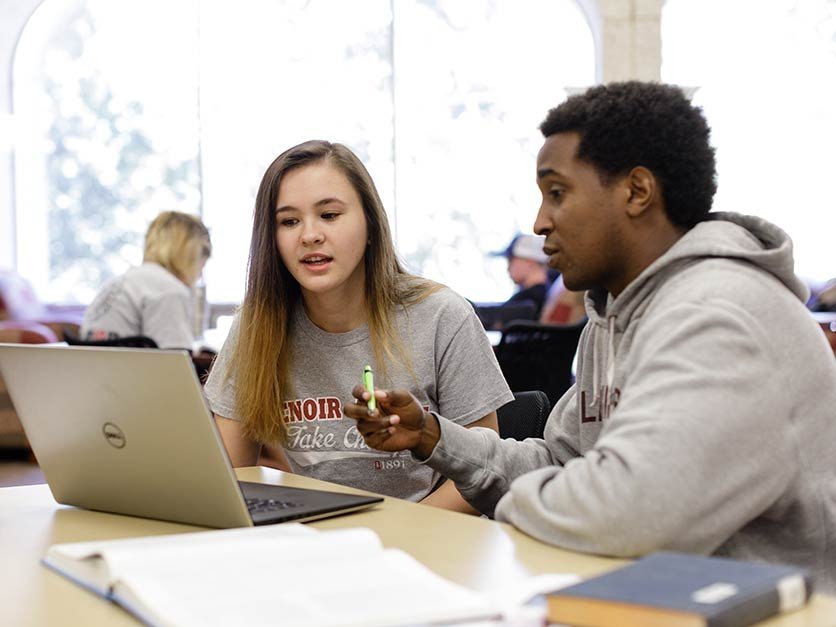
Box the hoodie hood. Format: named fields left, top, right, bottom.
left=581, top=212, right=809, bottom=406
left=586, top=212, right=809, bottom=328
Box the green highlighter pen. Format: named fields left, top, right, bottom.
left=363, top=365, right=376, bottom=413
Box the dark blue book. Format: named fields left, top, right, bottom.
left=547, top=552, right=813, bottom=627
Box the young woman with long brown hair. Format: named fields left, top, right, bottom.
left=204, top=140, right=511, bottom=512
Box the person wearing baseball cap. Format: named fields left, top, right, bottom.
left=492, top=233, right=550, bottom=315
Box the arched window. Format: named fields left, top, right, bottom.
left=14, top=0, right=203, bottom=302
left=662, top=0, right=836, bottom=284
left=14, top=0, right=594, bottom=303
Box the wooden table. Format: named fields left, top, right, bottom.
left=1, top=467, right=834, bottom=626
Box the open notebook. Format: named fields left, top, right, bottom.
left=44, top=524, right=578, bottom=627
left=0, top=343, right=381, bottom=527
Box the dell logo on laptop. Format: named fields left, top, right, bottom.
left=102, top=422, right=126, bottom=449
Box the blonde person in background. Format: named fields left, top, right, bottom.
left=204, top=140, right=511, bottom=513
left=81, top=211, right=211, bottom=349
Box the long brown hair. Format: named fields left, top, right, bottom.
left=232, top=140, right=439, bottom=443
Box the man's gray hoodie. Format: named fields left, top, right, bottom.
left=424, top=213, right=836, bottom=592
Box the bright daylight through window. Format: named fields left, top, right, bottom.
left=13, top=0, right=594, bottom=305
left=662, top=0, right=836, bottom=284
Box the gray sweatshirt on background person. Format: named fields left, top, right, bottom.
left=81, top=262, right=194, bottom=349
left=421, top=212, right=836, bottom=592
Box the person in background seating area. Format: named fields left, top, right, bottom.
left=810, top=277, right=836, bottom=313
left=81, top=211, right=211, bottom=349
left=539, top=273, right=587, bottom=325
left=493, top=233, right=550, bottom=316
left=809, top=277, right=836, bottom=356
left=345, top=81, right=836, bottom=592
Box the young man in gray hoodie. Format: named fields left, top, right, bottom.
left=345, top=81, right=836, bottom=591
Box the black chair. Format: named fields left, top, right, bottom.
left=472, top=301, right=538, bottom=331
left=497, top=390, right=551, bottom=441
left=63, top=332, right=217, bottom=382
left=64, top=332, right=158, bottom=348
left=494, top=320, right=585, bottom=407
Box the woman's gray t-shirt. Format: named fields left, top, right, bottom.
left=204, top=287, right=512, bottom=501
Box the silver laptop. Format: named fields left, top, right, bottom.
left=0, top=343, right=382, bottom=527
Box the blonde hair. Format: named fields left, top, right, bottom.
left=143, top=211, right=212, bottom=286
left=232, top=140, right=439, bottom=444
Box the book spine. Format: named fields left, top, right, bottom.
left=113, top=590, right=164, bottom=627
left=42, top=557, right=109, bottom=599
left=709, top=575, right=812, bottom=627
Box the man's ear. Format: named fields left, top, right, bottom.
left=624, top=166, right=657, bottom=218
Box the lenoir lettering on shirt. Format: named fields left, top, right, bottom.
left=283, top=396, right=430, bottom=451
left=283, top=397, right=343, bottom=422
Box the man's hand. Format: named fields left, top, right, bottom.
left=343, top=386, right=441, bottom=459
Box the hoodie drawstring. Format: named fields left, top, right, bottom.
left=606, top=315, right=616, bottom=392
left=590, top=315, right=617, bottom=407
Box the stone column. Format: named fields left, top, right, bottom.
left=579, top=0, right=664, bottom=83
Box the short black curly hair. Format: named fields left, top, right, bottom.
left=540, top=81, right=717, bottom=228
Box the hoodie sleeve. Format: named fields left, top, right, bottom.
left=420, top=385, right=584, bottom=517
left=492, top=298, right=794, bottom=556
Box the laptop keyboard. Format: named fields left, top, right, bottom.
left=245, top=497, right=303, bottom=513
